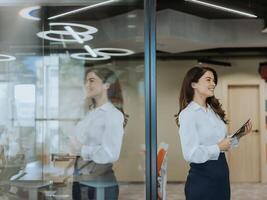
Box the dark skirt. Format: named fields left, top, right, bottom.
left=185, top=153, right=230, bottom=200
left=72, top=158, right=118, bottom=200
left=72, top=181, right=119, bottom=200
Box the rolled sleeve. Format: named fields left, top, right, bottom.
left=230, top=136, right=239, bottom=148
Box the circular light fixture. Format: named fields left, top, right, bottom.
left=94, top=48, right=134, bottom=56
left=71, top=53, right=111, bottom=61
left=0, top=54, right=16, bottom=62
left=36, top=23, right=98, bottom=43
left=19, top=6, right=41, bottom=21
left=50, top=23, right=98, bottom=35
left=37, top=31, right=93, bottom=42
left=71, top=48, right=134, bottom=61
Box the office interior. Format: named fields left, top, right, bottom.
left=0, top=0, right=267, bottom=199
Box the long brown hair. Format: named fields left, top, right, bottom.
left=174, top=66, right=227, bottom=125
left=85, top=67, right=128, bottom=127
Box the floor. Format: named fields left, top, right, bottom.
left=119, top=182, right=267, bottom=200
left=1, top=182, right=267, bottom=199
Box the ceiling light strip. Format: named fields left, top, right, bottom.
left=84, top=45, right=98, bottom=58
left=19, top=6, right=41, bottom=21
left=0, top=54, right=16, bottom=62
left=185, top=0, right=257, bottom=18
left=64, top=26, right=84, bottom=44
left=48, top=0, right=117, bottom=20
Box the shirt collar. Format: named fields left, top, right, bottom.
left=95, top=101, right=113, bottom=112
left=189, top=101, right=211, bottom=112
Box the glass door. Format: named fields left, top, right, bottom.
left=0, top=1, right=152, bottom=199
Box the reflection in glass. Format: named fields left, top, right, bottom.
left=70, top=67, right=126, bottom=200
left=0, top=1, right=145, bottom=199
left=14, top=84, right=35, bottom=127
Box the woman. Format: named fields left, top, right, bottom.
left=175, top=66, right=252, bottom=200
left=72, top=67, right=127, bottom=200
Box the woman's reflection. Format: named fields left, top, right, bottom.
left=71, top=67, right=128, bottom=200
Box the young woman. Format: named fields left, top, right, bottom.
left=175, top=66, right=252, bottom=200
left=72, top=67, right=127, bottom=200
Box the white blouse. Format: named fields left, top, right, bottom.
left=74, top=102, right=124, bottom=164
left=178, top=101, right=227, bottom=163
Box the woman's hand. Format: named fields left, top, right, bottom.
left=244, top=119, right=252, bottom=135
left=218, top=138, right=232, bottom=152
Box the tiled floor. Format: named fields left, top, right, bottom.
left=119, top=182, right=267, bottom=200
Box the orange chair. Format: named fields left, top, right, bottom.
left=157, top=143, right=168, bottom=200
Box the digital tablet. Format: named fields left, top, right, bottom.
left=231, top=119, right=250, bottom=139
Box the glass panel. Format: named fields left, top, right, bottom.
left=0, top=1, right=145, bottom=199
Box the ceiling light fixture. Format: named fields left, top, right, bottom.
left=60, top=34, right=67, bottom=48
left=185, top=0, right=257, bottom=18
left=0, top=54, right=16, bottom=62
left=19, top=6, right=41, bottom=21
left=127, top=14, right=137, bottom=18
left=71, top=53, right=110, bottom=61
left=71, top=48, right=134, bottom=61
left=36, top=23, right=97, bottom=43
left=64, top=26, right=84, bottom=44
left=94, top=48, right=134, bottom=56
left=48, top=0, right=118, bottom=20
left=84, top=45, right=98, bottom=58
left=128, top=25, right=136, bottom=29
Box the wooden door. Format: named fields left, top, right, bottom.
left=227, top=85, right=260, bottom=182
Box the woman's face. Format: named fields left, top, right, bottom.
left=192, top=70, right=216, bottom=99
left=85, top=72, right=107, bottom=99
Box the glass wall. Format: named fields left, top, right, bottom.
left=0, top=1, right=146, bottom=199
left=156, top=1, right=267, bottom=199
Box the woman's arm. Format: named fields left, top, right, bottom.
left=179, top=111, right=220, bottom=163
